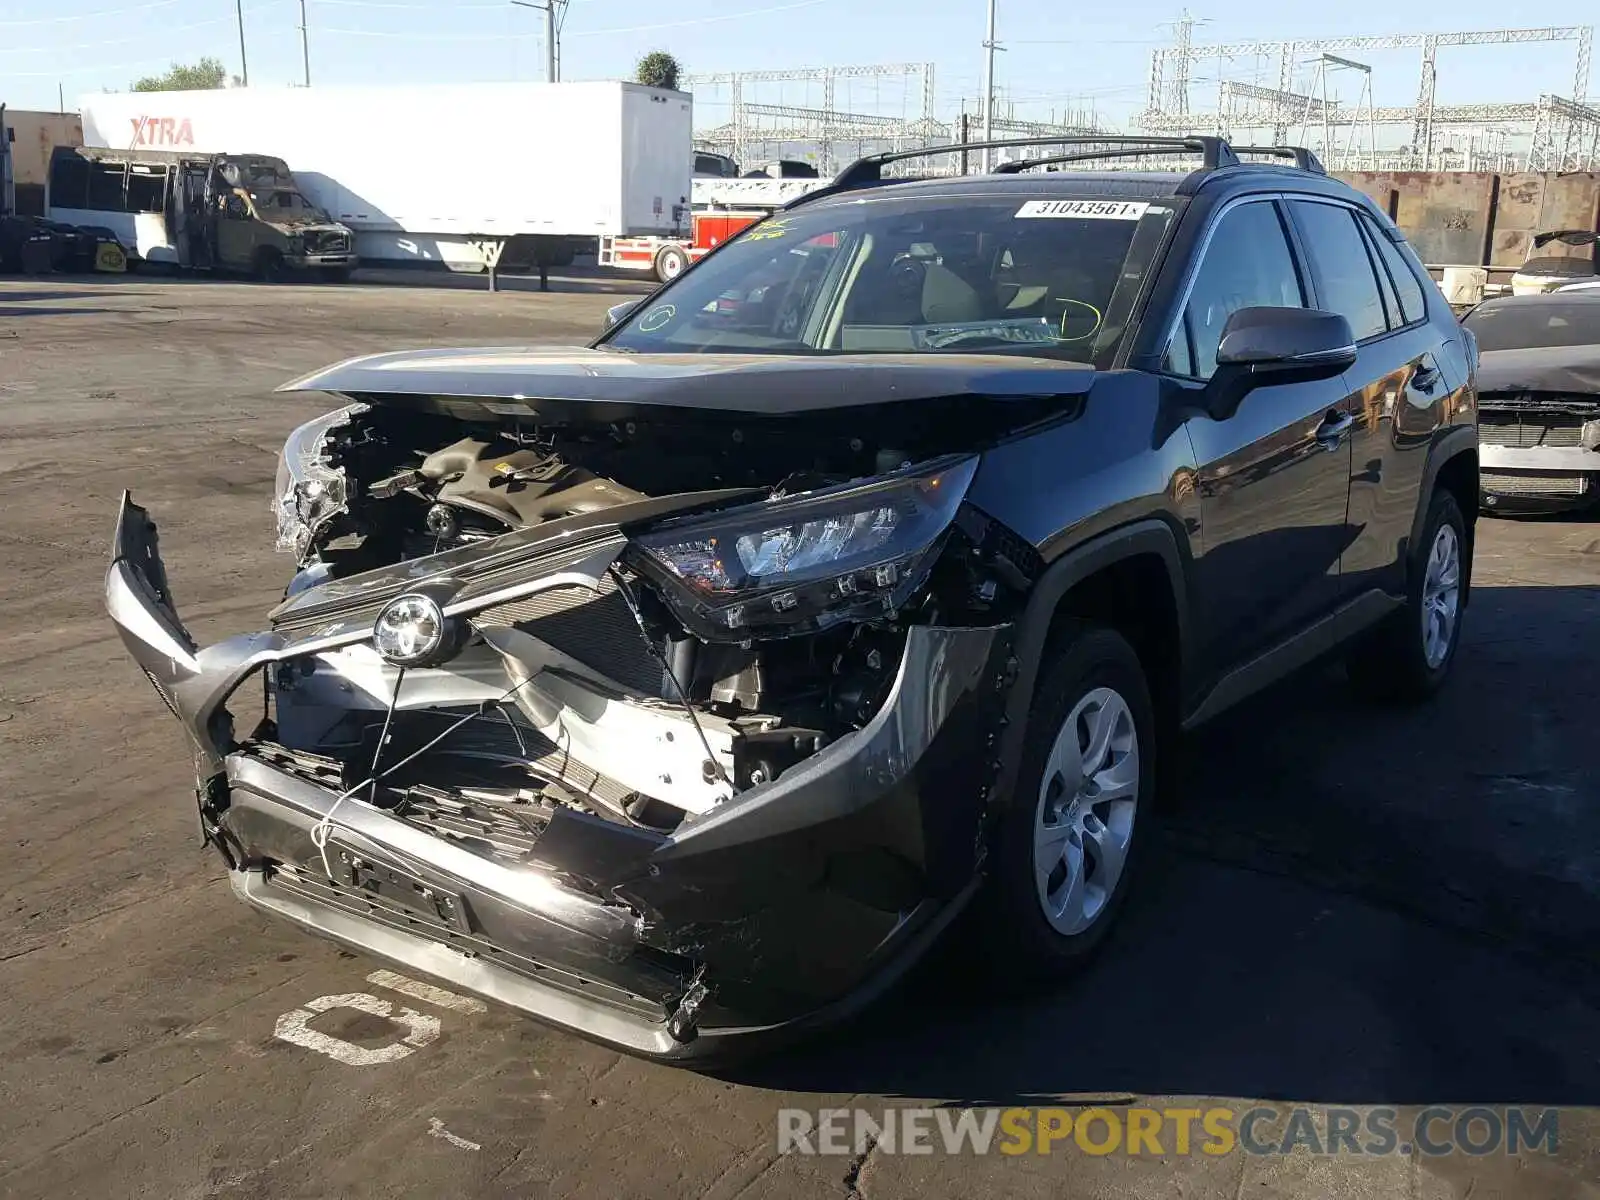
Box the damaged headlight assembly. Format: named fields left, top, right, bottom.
left=272, top=403, right=367, bottom=559
left=631, top=455, right=979, bottom=640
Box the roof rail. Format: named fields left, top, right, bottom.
left=991, top=145, right=1221, bottom=173
left=1229, top=144, right=1328, bottom=174
left=785, top=135, right=1239, bottom=210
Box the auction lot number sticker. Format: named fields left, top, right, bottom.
left=1015, top=200, right=1150, bottom=220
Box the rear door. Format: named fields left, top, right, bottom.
left=1285, top=198, right=1451, bottom=599
left=1165, top=196, right=1359, bottom=677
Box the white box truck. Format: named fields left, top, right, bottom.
left=76, top=82, right=693, bottom=274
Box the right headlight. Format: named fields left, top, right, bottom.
left=630, top=455, right=978, bottom=641
left=272, top=403, right=367, bottom=559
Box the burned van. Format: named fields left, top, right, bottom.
left=47, top=145, right=356, bottom=281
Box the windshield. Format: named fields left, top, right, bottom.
left=1463, top=299, right=1600, bottom=351
left=251, top=189, right=319, bottom=215
left=604, top=193, right=1178, bottom=365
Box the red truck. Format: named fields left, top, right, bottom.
left=599, top=175, right=829, bottom=282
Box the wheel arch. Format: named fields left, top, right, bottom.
left=1410, top=429, right=1478, bottom=604
left=992, top=518, right=1191, bottom=813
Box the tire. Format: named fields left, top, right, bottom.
left=1346, top=488, right=1468, bottom=703
left=654, top=245, right=688, bottom=283
left=978, top=621, right=1157, bottom=981
left=255, top=248, right=285, bottom=283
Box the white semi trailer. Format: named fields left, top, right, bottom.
left=77, top=82, right=694, bottom=275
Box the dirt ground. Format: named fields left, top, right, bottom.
left=3, top=276, right=1600, bottom=1200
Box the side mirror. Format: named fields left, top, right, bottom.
left=1206, top=306, right=1356, bottom=419
left=604, top=299, right=642, bottom=331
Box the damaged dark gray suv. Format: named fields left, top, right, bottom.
left=107, top=136, right=1479, bottom=1062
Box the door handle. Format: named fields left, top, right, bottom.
left=1315, top=410, right=1356, bottom=449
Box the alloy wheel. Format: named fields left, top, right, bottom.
left=1033, top=686, right=1140, bottom=937
left=1421, top=522, right=1461, bottom=669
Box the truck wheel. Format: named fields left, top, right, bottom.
left=654, top=246, right=688, bottom=283
left=978, top=620, right=1155, bottom=982
left=255, top=247, right=286, bottom=283
left=1346, top=488, right=1468, bottom=703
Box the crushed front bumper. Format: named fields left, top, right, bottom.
left=286, top=254, right=358, bottom=270
left=106, top=493, right=1013, bottom=1061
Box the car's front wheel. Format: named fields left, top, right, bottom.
left=1346, top=488, right=1467, bottom=702
left=980, top=621, right=1155, bottom=979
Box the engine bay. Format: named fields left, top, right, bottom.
left=260, top=400, right=1031, bottom=835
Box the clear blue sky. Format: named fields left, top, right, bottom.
left=2, top=0, right=1593, bottom=130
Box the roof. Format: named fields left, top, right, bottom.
left=51, top=145, right=287, bottom=167
left=791, top=161, right=1359, bottom=214
left=786, top=137, right=1360, bottom=216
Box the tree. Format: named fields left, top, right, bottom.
left=635, top=51, right=683, bottom=91
left=132, top=57, right=233, bottom=92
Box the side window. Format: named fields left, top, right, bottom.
left=125, top=167, right=167, bottom=214
left=1288, top=200, right=1389, bottom=341
left=86, top=162, right=127, bottom=212
left=49, top=155, right=90, bottom=208
left=1177, top=200, right=1306, bottom=379
left=1355, top=218, right=1403, bottom=329
left=1361, top=213, right=1430, bottom=326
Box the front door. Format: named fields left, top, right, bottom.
left=215, top=188, right=257, bottom=271
left=1163, top=197, right=1358, bottom=681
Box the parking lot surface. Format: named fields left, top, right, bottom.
left=2, top=277, right=1599, bottom=1200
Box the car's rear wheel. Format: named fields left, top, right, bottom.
left=979, top=621, right=1155, bottom=979
left=1346, top=488, right=1467, bottom=702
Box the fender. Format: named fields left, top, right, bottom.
left=990, top=517, right=1190, bottom=813
left=1408, top=424, right=1478, bottom=598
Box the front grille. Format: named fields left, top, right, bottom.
left=473, top=575, right=668, bottom=698
left=393, top=783, right=554, bottom=862
left=1482, top=471, right=1590, bottom=497
left=305, top=230, right=350, bottom=254
left=1479, top=411, right=1586, bottom=449
left=267, top=866, right=669, bottom=1020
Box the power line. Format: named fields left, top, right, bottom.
left=0, top=4, right=276, bottom=56
left=0, top=0, right=182, bottom=26
left=10, top=52, right=200, bottom=78
left=319, top=0, right=834, bottom=41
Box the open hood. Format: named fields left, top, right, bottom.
left=276, top=346, right=1098, bottom=423
left=1532, top=230, right=1600, bottom=250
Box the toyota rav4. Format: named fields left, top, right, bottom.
left=107, top=136, right=1479, bottom=1062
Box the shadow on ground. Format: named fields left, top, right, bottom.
left=0, top=289, right=150, bottom=303
left=0, top=306, right=117, bottom=318
left=720, top=583, right=1600, bottom=1108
